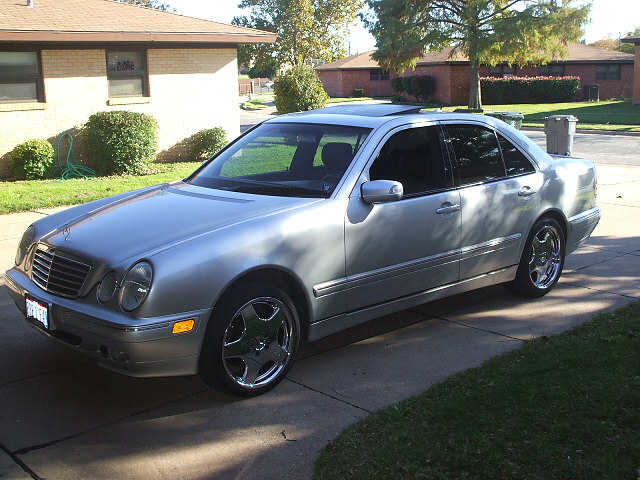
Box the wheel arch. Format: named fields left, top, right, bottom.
left=535, top=208, right=568, bottom=241
left=212, top=267, right=311, bottom=342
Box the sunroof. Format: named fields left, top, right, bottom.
left=305, top=104, right=423, bottom=117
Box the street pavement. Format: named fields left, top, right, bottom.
left=1, top=110, right=639, bottom=480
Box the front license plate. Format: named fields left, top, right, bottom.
left=26, top=295, right=49, bottom=329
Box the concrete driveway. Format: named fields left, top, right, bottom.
left=1, top=121, right=639, bottom=480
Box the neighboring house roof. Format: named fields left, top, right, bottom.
left=621, top=36, right=640, bottom=45
left=0, top=0, right=276, bottom=44
left=316, top=43, right=634, bottom=71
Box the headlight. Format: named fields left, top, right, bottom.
left=119, top=262, right=153, bottom=312
left=97, top=272, right=118, bottom=303
left=15, top=225, right=35, bottom=266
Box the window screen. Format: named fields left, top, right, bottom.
left=0, top=52, right=42, bottom=102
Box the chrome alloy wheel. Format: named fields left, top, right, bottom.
left=222, top=297, right=295, bottom=389
left=528, top=224, right=562, bottom=289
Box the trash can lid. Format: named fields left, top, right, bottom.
left=544, top=115, right=578, bottom=121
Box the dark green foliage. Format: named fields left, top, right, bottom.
left=8, top=139, right=55, bottom=180
left=401, top=76, right=415, bottom=99
left=274, top=65, right=328, bottom=114
left=391, top=77, right=404, bottom=93
left=85, top=110, right=159, bottom=175
left=189, top=127, right=228, bottom=161
left=352, top=88, right=365, bottom=97
left=482, top=76, right=580, bottom=104
left=391, top=95, right=404, bottom=103
left=248, top=58, right=279, bottom=79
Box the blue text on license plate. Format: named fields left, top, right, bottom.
left=26, top=296, right=49, bottom=329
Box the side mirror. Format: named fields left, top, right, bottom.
left=361, top=180, right=403, bottom=204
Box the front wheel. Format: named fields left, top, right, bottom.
left=507, top=217, right=566, bottom=297
left=199, top=283, right=300, bottom=397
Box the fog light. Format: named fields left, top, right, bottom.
left=172, top=319, right=195, bottom=334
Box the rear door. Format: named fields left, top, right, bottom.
left=442, top=122, right=542, bottom=280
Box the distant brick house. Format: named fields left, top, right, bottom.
left=316, top=43, right=634, bottom=105
left=621, top=36, right=640, bottom=104
left=0, top=0, right=275, bottom=178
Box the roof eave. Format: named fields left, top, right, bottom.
left=0, top=31, right=277, bottom=44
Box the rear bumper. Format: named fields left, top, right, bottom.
left=567, top=206, right=601, bottom=254
left=4, top=269, right=210, bottom=378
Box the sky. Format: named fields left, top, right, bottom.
left=169, top=0, right=640, bottom=55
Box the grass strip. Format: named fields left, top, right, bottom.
left=315, top=301, right=640, bottom=480
left=0, top=162, right=201, bottom=215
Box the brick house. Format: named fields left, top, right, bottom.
left=316, top=43, right=634, bottom=105
left=0, top=0, right=275, bottom=178
left=621, top=36, right=640, bottom=104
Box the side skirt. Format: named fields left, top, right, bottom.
left=307, top=265, right=517, bottom=342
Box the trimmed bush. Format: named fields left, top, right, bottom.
left=412, top=75, right=435, bottom=102
left=391, top=77, right=404, bottom=93
left=482, top=76, right=580, bottom=104
left=401, top=76, right=415, bottom=99
left=353, top=88, right=365, bottom=98
left=85, top=110, right=158, bottom=175
left=190, top=127, right=228, bottom=160
left=274, top=65, right=329, bottom=114
left=9, top=139, right=56, bottom=180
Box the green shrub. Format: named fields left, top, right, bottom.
left=481, top=76, right=580, bottom=104
left=391, top=77, right=404, bottom=93
left=391, top=95, right=404, bottom=104
left=85, top=110, right=158, bottom=175
left=412, top=75, right=435, bottom=102
left=352, top=88, right=365, bottom=98
left=190, top=127, right=228, bottom=160
left=9, top=139, right=55, bottom=180
left=401, top=76, right=415, bottom=99
left=274, top=65, right=329, bottom=114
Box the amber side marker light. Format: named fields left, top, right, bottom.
left=172, top=319, right=195, bottom=334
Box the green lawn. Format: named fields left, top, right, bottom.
left=0, top=162, right=201, bottom=215
left=444, top=100, right=640, bottom=132
left=315, top=300, right=640, bottom=480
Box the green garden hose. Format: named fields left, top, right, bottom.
left=57, top=132, right=95, bottom=180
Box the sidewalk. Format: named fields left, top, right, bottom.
left=1, top=131, right=639, bottom=480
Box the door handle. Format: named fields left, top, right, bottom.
left=518, top=187, right=537, bottom=197
left=435, top=204, right=461, bottom=215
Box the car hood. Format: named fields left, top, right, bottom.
left=39, top=182, right=320, bottom=266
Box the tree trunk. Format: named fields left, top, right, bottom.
left=468, top=60, right=482, bottom=111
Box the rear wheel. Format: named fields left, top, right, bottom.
left=199, top=283, right=300, bottom=396
left=507, top=217, right=565, bottom=297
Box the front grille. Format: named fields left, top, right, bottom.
left=32, top=245, right=92, bottom=298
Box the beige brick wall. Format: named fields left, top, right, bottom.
left=0, top=47, right=240, bottom=178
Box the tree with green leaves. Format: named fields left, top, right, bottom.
left=233, top=0, right=364, bottom=71
left=619, top=27, right=640, bottom=54
left=366, top=0, right=590, bottom=110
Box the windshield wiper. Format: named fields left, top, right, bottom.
left=223, top=182, right=329, bottom=198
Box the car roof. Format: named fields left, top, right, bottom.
left=268, top=104, right=496, bottom=129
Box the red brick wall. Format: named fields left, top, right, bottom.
left=634, top=48, right=640, bottom=104
left=480, top=64, right=634, bottom=101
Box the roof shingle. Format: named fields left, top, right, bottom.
left=0, top=0, right=276, bottom=44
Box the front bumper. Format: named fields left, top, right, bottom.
left=4, top=269, right=211, bottom=378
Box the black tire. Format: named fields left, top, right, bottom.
left=507, top=217, right=566, bottom=298
left=198, top=282, right=300, bottom=397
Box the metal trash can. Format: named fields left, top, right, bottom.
left=583, top=84, right=600, bottom=102
left=544, top=115, right=578, bottom=156
left=487, top=112, right=524, bottom=129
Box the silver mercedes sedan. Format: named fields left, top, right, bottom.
left=5, top=105, right=600, bottom=396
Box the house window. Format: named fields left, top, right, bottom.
left=0, top=51, right=43, bottom=103
left=370, top=69, right=390, bottom=81
left=539, top=64, right=565, bottom=76
left=488, top=65, right=516, bottom=77
left=107, top=51, right=148, bottom=97
left=596, top=64, right=621, bottom=80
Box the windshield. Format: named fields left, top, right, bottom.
left=187, top=123, right=372, bottom=197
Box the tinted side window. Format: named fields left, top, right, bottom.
left=446, top=125, right=506, bottom=185
left=369, top=126, right=450, bottom=196
left=498, top=134, right=536, bottom=176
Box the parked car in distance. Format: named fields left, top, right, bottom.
left=5, top=105, right=600, bottom=396
left=262, top=80, right=274, bottom=88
